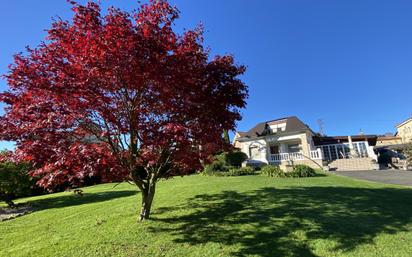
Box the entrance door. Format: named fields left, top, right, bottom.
left=270, top=145, right=279, bottom=155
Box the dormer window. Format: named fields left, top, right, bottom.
left=267, top=122, right=286, bottom=134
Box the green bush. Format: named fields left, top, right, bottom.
left=291, top=164, right=317, bottom=177
left=203, top=151, right=246, bottom=174
left=0, top=161, right=38, bottom=207
left=203, top=161, right=227, bottom=173
left=261, top=165, right=286, bottom=177
left=225, top=151, right=248, bottom=168
left=202, top=150, right=254, bottom=177
left=261, top=164, right=317, bottom=178
left=202, top=166, right=256, bottom=177
left=227, top=166, right=255, bottom=176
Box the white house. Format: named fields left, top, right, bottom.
left=233, top=116, right=378, bottom=171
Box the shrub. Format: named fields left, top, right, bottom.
left=227, top=166, right=256, bottom=176
left=203, top=151, right=246, bottom=174
left=203, top=153, right=230, bottom=174
left=261, top=164, right=317, bottom=178
left=202, top=150, right=254, bottom=176
left=291, top=164, right=317, bottom=177
left=202, top=168, right=221, bottom=176
left=261, top=165, right=285, bottom=177
left=225, top=151, right=248, bottom=168
left=0, top=161, right=39, bottom=207
left=202, top=166, right=256, bottom=177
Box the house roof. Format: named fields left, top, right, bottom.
left=374, top=143, right=409, bottom=151
left=238, top=116, right=312, bottom=139
left=377, top=136, right=402, bottom=141
left=235, top=131, right=247, bottom=137
left=396, top=117, right=412, bottom=128
left=313, top=135, right=378, bottom=146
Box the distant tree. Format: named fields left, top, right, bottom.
left=0, top=1, right=247, bottom=220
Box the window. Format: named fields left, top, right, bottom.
left=336, top=145, right=344, bottom=159
left=288, top=144, right=300, bottom=153
left=351, top=143, right=360, bottom=157
left=270, top=145, right=279, bottom=155
left=321, top=146, right=330, bottom=160
left=250, top=146, right=260, bottom=159
left=343, top=144, right=350, bottom=158
left=268, top=123, right=286, bottom=133
left=329, top=145, right=337, bottom=159
left=357, top=142, right=368, bottom=157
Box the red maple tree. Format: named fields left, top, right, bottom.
left=0, top=1, right=247, bottom=220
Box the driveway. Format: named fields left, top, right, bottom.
left=333, top=170, right=412, bottom=187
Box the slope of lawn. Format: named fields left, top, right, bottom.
left=1, top=173, right=412, bottom=257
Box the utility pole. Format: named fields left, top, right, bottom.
left=317, top=119, right=324, bottom=136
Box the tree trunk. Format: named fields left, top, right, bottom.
left=139, top=183, right=156, bottom=221
left=5, top=197, right=15, bottom=208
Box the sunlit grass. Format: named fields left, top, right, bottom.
left=1, top=173, right=412, bottom=257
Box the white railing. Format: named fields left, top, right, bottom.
left=310, top=149, right=323, bottom=160
left=269, top=149, right=322, bottom=163
left=269, top=152, right=304, bottom=162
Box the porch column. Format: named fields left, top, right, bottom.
left=348, top=136, right=357, bottom=157
left=365, top=140, right=378, bottom=161
left=300, top=133, right=311, bottom=157
left=279, top=143, right=287, bottom=153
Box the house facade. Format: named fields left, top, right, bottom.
left=375, top=136, right=403, bottom=147
left=396, top=117, right=412, bottom=143
left=234, top=116, right=378, bottom=171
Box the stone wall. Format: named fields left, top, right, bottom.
left=328, top=158, right=378, bottom=171
left=277, top=159, right=323, bottom=171
left=246, top=158, right=379, bottom=172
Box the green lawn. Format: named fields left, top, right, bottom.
left=1, top=173, right=412, bottom=257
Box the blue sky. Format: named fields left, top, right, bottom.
left=1, top=0, right=411, bottom=150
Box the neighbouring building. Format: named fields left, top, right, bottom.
left=370, top=117, right=412, bottom=170
left=396, top=117, right=412, bottom=143
left=233, top=116, right=379, bottom=171
left=375, top=135, right=403, bottom=147
left=233, top=132, right=246, bottom=149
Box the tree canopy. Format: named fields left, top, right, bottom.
left=0, top=1, right=247, bottom=220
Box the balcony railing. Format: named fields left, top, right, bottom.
left=310, top=148, right=323, bottom=160
left=269, top=149, right=322, bottom=163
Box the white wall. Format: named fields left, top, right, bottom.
left=239, top=131, right=314, bottom=163
left=241, top=139, right=268, bottom=164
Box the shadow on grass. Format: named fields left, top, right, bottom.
left=150, top=186, right=412, bottom=257
left=25, top=190, right=137, bottom=211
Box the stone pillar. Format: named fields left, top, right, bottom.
left=280, top=143, right=287, bottom=153
left=300, top=133, right=311, bottom=157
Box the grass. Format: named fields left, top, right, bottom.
left=1, top=173, right=412, bottom=257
